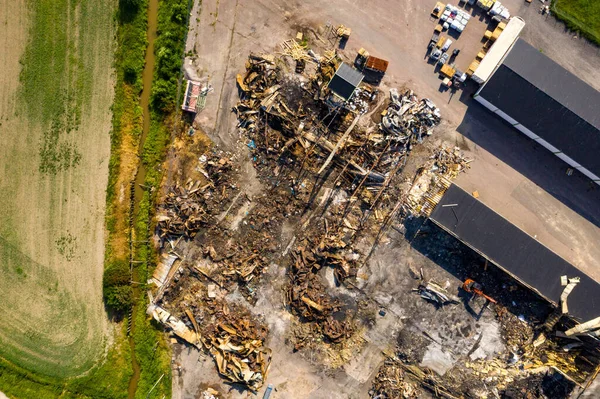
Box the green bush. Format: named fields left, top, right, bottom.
left=103, top=260, right=132, bottom=313
left=123, top=61, right=139, bottom=84
left=150, top=78, right=174, bottom=111
left=151, top=0, right=190, bottom=113
left=104, top=286, right=134, bottom=313
left=119, top=0, right=143, bottom=16
left=103, top=259, right=130, bottom=287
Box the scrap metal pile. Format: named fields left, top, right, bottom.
left=381, top=88, right=441, bottom=144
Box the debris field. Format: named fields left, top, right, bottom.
left=148, top=34, right=599, bottom=398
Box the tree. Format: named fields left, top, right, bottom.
left=104, top=286, right=133, bottom=313
left=120, top=0, right=142, bottom=10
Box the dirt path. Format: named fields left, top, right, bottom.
left=0, top=0, right=114, bottom=378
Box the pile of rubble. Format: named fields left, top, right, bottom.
left=415, top=281, right=459, bottom=308
left=231, top=50, right=447, bottom=350
left=151, top=38, right=599, bottom=395
left=154, top=42, right=456, bottom=390
left=199, top=303, right=271, bottom=391
left=286, top=242, right=355, bottom=347
left=193, top=239, right=270, bottom=292
left=234, top=52, right=440, bottom=201
left=370, top=357, right=465, bottom=399
left=156, top=182, right=208, bottom=238
left=371, top=351, right=580, bottom=399
left=156, top=151, right=238, bottom=241
left=381, top=88, right=441, bottom=144
left=369, top=359, right=418, bottom=398
left=151, top=288, right=272, bottom=391
left=404, top=146, right=471, bottom=216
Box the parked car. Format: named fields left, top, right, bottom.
left=441, top=38, right=453, bottom=52
left=430, top=49, right=442, bottom=61
left=438, top=52, right=450, bottom=65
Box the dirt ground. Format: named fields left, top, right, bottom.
left=169, top=0, right=600, bottom=397
left=0, top=0, right=113, bottom=377
left=184, top=0, right=600, bottom=284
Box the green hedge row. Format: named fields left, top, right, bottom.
left=151, top=0, right=190, bottom=113
left=127, top=0, right=192, bottom=397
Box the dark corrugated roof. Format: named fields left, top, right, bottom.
left=429, top=184, right=600, bottom=322
left=328, top=62, right=364, bottom=100
left=503, top=39, right=600, bottom=131
left=479, top=65, right=600, bottom=177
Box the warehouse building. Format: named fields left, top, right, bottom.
left=474, top=38, right=600, bottom=185
left=430, top=183, right=600, bottom=323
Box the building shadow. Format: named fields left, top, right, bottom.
left=455, top=86, right=600, bottom=230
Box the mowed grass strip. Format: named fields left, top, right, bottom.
left=553, top=0, right=600, bottom=45
left=0, top=237, right=93, bottom=376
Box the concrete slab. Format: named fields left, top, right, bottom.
left=581, top=375, right=600, bottom=398
left=420, top=343, right=455, bottom=376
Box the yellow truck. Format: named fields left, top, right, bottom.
left=336, top=25, right=351, bottom=39
left=440, top=64, right=456, bottom=79
left=436, top=35, right=447, bottom=49
left=431, top=2, right=445, bottom=18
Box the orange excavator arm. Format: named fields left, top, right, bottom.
left=462, top=278, right=497, bottom=304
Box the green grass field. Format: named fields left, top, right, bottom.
left=553, top=0, right=600, bottom=46
left=0, top=0, right=140, bottom=396
left=0, top=0, right=190, bottom=396
left=0, top=0, right=115, bottom=380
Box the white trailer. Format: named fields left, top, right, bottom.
left=471, top=17, right=525, bottom=85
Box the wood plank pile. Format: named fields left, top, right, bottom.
left=279, top=39, right=312, bottom=62
left=156, top=152, right=237, bottom=240
left=404, top=146, right=471, bottom=216
left=150, top=299, right=272, bottom=391
left=287, top=242, right=355, bottom=346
